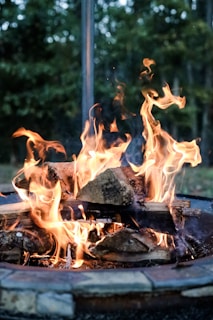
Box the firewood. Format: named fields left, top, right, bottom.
left=77, top=168, right=135, bottom=205
left=0, top=201, right=30, bottom=215
left=89, top=228, right=172, bottom=262
left=121, top=166, right=146, bottom=197
left=16, top=163, right=142, bottom=204
left=0, top=247, right=22, bottom=264
left=0, top=228, right=54, bottom=256
left=45, top=163, right=146, bottom=196
left=92, top=249, right=171, bottom=263
left=0, top=197, right=192, bottom=235
left=0, top=202, right=32, bottom=229
left=14, top=162, right=75, bottom=200
left=45, top=161, right=75, bottom=198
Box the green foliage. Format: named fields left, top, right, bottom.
left=0, top=0, right=81, bottom=144
left=0, top=0, right=212, bottom=164
left=94, top=0, right=213, bottom=162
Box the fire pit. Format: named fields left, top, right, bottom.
left=1, top=233, right=213, bottom=319
left=1, top=59, right=213, bottom=319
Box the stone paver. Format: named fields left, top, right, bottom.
left=0, top=267, right=13, bottom=281
left=1, top=258, right=213, bottom=319
left=0, top=268, right=83, bottom=291
left=1, top=289, right=36, bottom=314
left=144, top=264, right=213, bottom=290
left=181, top=285, right=213, bottom=297
left=72, top=270, right=152, bottom=295
left=37, top=291, right=75, bottom=318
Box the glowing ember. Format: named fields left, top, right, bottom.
left=11, top=58, right=202, bottom=268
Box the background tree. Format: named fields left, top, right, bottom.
left=0, top=0, right=212, bottom=165
left=94, top=0, right=213, bottom=165
left=0, top=0, right=82, bottom=162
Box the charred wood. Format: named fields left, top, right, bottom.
left=0, top=228, right=53, bottom=254
left=0, top=202, right=32, bottom=229
left=90, top=228, right=172, bottom=263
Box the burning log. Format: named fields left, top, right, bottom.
left=0, top=196, right=192, bottom=236
left=46, top=163, right=143, bottom=205
left=0, top=229, right=53, bottom=255
left=0, top=247, right=22, bottom=264
left=89, top=228, right=172, bottom=263
left=0, top=202, right=32, bottom=229
left=77, top=167, right=135, bottom=205
left=0, top=194, right=211, bottom=268
left=45, top=161, right=75, bottom=198
left=0, top=202, right=54, bottom=263
left=16, top=162, right=139, bottom=205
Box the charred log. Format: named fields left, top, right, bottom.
left=89, top=228, right=172, bottom=263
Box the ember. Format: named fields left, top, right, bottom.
left=0, top=58, right=207, bottom=270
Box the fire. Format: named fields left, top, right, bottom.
left=130, top=59, right=201, bottom=203
left=72, top=105, right=131, bottom=197
left=12, top=117, right=129, bottom=266
left=11, top=58, right=202, bottom=268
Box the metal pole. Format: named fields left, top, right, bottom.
left=81, top=0, right=94, bottom=129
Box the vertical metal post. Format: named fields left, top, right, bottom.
left=81, top=0, right=94, bottom=129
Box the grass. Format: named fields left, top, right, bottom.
left=0, top=164, right=213, bottom=199
left=175, top=166, right=213, bottom=198
left=0, top=164, right=20, bottom=185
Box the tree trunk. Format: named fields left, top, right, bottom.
left=200, top=0, right=213, bottom=166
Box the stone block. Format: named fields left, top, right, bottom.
left=37, top=291, right=74, bottom=318
left=0, top=289, right=36, bottom=314
left=72, top=270, right=152, bottom=295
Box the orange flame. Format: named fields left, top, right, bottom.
left=11, top=59, right=202, bottom=267
left=12, top=123, right=128, bottom=267
left=130, top=59, right=202, bottom=203
left=72, top=110, right=131, bottom=197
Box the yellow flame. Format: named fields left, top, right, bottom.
left=11, top=59, right=202, bottom=267
left=130, top=59, right=201, bottom=203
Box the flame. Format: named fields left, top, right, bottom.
left=11, top=58, right=202, bottom=268
left=130, top=59, right=202, bottom=203
left=12, top=122, right=128, bottom=267
left=72, top=110, right=131, bottom=197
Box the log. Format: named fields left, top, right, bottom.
left=0, top=247, right=22, bottom=264
left=0, top=201, right=30, bottom=215
left=45, top=162, right=146, bottom=200
left=92, top=249, right=171, bottom=263
left=0, top=228, right=54, bottom=260
left=46, top=163, right=138, bottom=205
left=0, top=198, right=187, bottom=235
left=0, top=201, right=54, bottom=262
left=0, top=196, right=212, bottom=265
left=89, top=228, right=172, bottom=262
left=46, top=161, right=75, bottom=198
left=0, top=202, right=32, bottom=229
left=77, top=168, right=135, bottom=205
left=15, top=163, right=141, bottom=205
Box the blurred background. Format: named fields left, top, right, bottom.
left=0, top=0, right=212, bottom=196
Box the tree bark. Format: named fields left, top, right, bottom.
left=200, top=0, right=213, bottom=166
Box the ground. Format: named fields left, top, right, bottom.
left=175, top=166, right=213, bottom=198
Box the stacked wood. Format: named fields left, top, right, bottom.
left=0, top=162, right=207, bottom=267
left=16, top=162, right=146, bottom=203
left=0, top=201, right=54, bottom=264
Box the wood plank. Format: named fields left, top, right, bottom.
left=0, top=202, right=31, bottom=215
